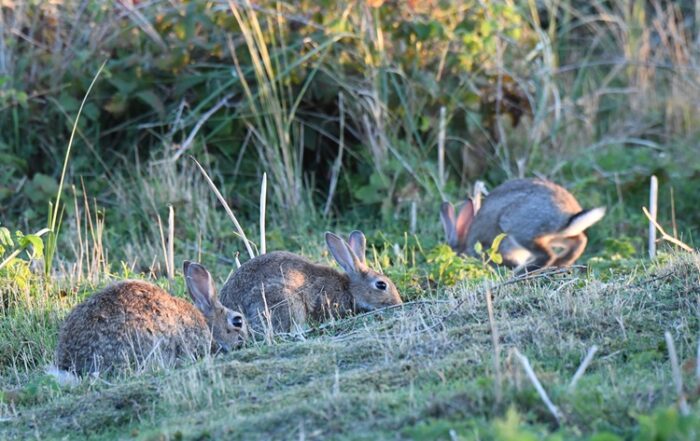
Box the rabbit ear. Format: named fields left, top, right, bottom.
left=326, top=232, right=366, bottom=274
left=454, top=199, right=475, bottom=245
left=347, top=231, right=367, bottom=265
left=184, top=260, right=217, bottom=315
left=440, top=202, right=456, bottom=245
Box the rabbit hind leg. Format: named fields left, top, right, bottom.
left=550, top=234, right=587, bottom=267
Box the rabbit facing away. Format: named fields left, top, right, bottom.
left=55, top=261, right=247, bottom=375
left=219, top=231, right=402, bottom=335
left=441, top=178, right=606, bottom=272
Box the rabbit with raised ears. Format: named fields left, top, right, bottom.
left=55, top=261, right=247, bottom=375
left=441, top=178, right=606, bottom=272
left=218, top=231, right=402, bottom=335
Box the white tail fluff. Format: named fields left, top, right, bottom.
left=559, top=207, right=607, bottom=237
left=45, top=365, right=80, bottom=388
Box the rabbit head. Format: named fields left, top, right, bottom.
left=184, top=261, right=247, bottom=352
left=325, top=231, right=402, bottom=312
left=440, top=200, right=475, bottom=254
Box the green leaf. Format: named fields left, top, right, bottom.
left=487, top=234, right=506, bottom=264
left=493, top=407, right=539, bottom=441
left=107, top=76, right=137, bottom=95
left=174, top=21, right=187, bottom=40
left=58, top=93, right=80, bottom=113
left=136, top=90, right=166, bottom=119
left=0, top=227, right=13, bottom=248
left=18, top=233, right=44, bottom=259
left=474, top=241, right=483, bottom=255
left=104, top=93, right=128, bottom=115
left=82, top=102, right=100, bottom=121
left=16, top=90, right=28, bottom=107
left=326, top=17, right=349, bottom=34
left=490, top=233, right=507, bottom=252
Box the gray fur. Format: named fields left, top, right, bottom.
left=55, top=262, right=247, bottom=375
left=219, top=231, right=402, bottom=335
left=442, top=178, right=606, bottom=271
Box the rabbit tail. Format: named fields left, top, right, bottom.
left=558, top=207, right=606, bottom=237
left=45, top=365, right=81, bottom=387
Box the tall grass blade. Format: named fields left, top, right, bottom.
left=190, top=156, right=256, bottom=260
left=167, top=205, right=175, bottom=280
left=437, top=106, right=446, bottom=192
left=45, top=60, right=107, bottom=277
left=324, top=92, right=345, bottom=217
left=157, top=213, right=169, bottom=278
left=260, top=172, right=267, bottom=255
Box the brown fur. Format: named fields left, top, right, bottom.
left=56, top=262, right=247, bottom=375
left=56, top=281, right=209, bottom=374
left=219, top=232, right=402, bottom=335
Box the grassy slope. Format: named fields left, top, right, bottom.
left=1, top=252, right=699, bottom=440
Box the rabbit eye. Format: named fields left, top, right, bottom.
left=230, top=315, right=244, bottom=329
left=375, top=280, right=387, bottom=291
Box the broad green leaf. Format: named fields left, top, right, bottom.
left=490, top=233, right=507, bottom=252
left=18, top=233, right=44, bottom=259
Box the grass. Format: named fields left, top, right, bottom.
left=1, top=248, right=699, bottom=440
left=2, top=0, right=700, bottom=439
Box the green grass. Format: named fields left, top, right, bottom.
left=1, top=250, right=698, bottom=440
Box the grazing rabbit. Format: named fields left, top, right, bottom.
left=55, top=261, right=247, bottom=375
left=219, top=231, right=402, bottom=334
left=441, top=178, right=606, bottom=272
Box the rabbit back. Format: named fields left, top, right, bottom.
left=465, top=179, right=586, bottom=267
left=56, top=280, right=210, bottom=374
left=219, top=251, right=352, bottom=334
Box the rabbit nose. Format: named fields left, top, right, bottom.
left=232, top=315, right=244, bottom=329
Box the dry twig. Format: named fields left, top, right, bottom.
left=643, top=207, right=694, bottom=252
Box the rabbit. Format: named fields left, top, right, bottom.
left=218, top=231, right=403, bottom=335
left=55, top=261, right=247, bottom=375
left=441, top=178, right=606, bottom=272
